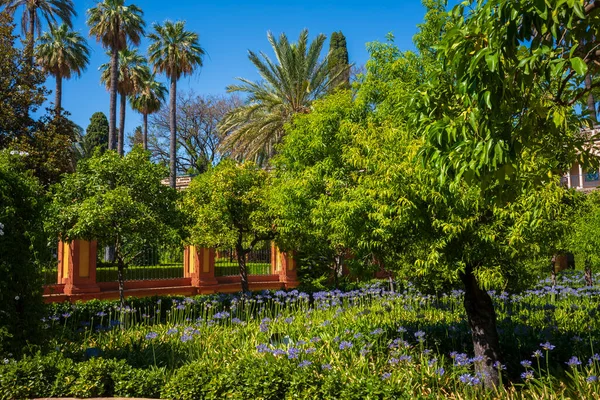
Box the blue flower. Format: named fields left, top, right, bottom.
left=435, top=368, right=445, bottom=376
left=381, top=372, right=392, bottom=380
left=256, top=344, right=269, bottom=353
left=339, top=341, right=353, bottom=350
left=181, top=334, right=192, bottom=343
left=370, top=328, right=384, bottom=335
left=145, top=332, right=158, bottom=340
left=298, top=360, right=312, bottom=368
left=288, top=347, right=301, bottom=359
left=587, top=375, right=598, bottom=383
left=521, top=371, right=534, bottom=381
left=96, top=311, right=107, bottom=317
left=566, top=356, right=582, bottom=367
left=397, top=326, right=407, bottom=333
left=321, top=363, right=332, bottom=370
left=520, top=360, right=532, bottom=368
left=532, top=350, right=543, bottom=358
left=285, top=317, right=294, bottom=324
left=414, top=330, right=426, bottom=342
left=540, top=342, right=556, bottom=351
left=459, top=374, right=480, bottom=386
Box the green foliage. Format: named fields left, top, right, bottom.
left=0, top=12, right=47, bottom=149
left=328, top=31, right=350, bottom=91
left=569, top=191, right=600, bottom=267
left=82, top=111, right=109, bottom=156
left=219, top=29, right=348, bottom=164
left=0, top=151, right=45, bottom=357
left=47, top=147, right=181, bottom=265
left=183, top=159, right=275, bottom=250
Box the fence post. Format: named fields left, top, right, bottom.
left=273, top=244, right=299, bottom=289
left=185, top=245, right=218, bottom=292
left=59, top=239, right=100, bottom=295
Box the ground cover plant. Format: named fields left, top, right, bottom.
left=2, top=271, right=600, bottom=399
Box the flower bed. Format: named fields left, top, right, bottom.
left=2, top=271, right=600, bottom=399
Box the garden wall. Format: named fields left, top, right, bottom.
left=43, top=241, right=298, bottom=303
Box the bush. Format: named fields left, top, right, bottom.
left=0, top=151, right=46, bottom=357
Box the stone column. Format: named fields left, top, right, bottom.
left=579, top=163, right=584, bottom=188
left=59, top=240, right=100, bottom=295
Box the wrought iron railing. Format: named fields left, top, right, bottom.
left=214, top=247, right=272, bottom=277
left=96, top=245, right=184, bottom=282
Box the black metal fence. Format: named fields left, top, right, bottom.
left=97, top=245, right=184, bottom=282
left=214, top=246, right=272, bottom=277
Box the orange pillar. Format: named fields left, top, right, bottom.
left=185, top=246, right=218, bottom=291
left=59, top=240, right=100, bottom=295
left=273, top=244, right=299, bottom=289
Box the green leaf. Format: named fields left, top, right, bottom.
left=569, top=57, right=587, bottom=76
left=483, top=91, right=492, bottom=109
left=485, top=53, right=498, bottom=72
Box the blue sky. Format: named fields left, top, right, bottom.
left=28, top=0, right=441, bottom=136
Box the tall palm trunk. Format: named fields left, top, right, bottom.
left=169, top=75, right=177, bottom=188
left=143, top=113, right=148, bottom=150
left=55, top=75, right=62, bottom=112
left=119, top=92, right=126, bottom=156
left=27, top=8, right=35, bottom=64
left=109, top=47, right=119, bottom=151
left=585, top=74, right=597, bottom=123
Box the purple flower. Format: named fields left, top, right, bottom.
left=587, top=375, right=598, bottom=383
left=231, top=318, right=242, bottom=324
left=532, top=350, right=543, bottom=358
left=493, top=361, right=506, bottom=370
left=305, top=347, right=316, bottom=354
left=397, top=326, right=407, bottom=333
left=370, top=328, right=384, bottom=335
left=62, top=312, right=71, bottom=319
left=521, top=371, right=534, bottom=381
left=381, top=372, right=392, bottom=380
left=566, top=356, right=582, bottom=367
left=285, top=317, right=294, bottom=324
left=310, top=336, right=321, bottom=343
left=298, top=360, right=312, bottom=368
left=414, top=330, right=426, bottom=342
left=288, top=347, right=301, bottom=359
left=181, top=334, right=192, bottom=343
left=388, top=358, right=399, bottom=365
left=399, top=355, right=412, bottom=362
left=321, top=363, right=332, bottom=370
left=540, top=342, right=556, bottom=351
left=339, top=341, right=353, bottom=350
left=520, top=360, right=532, bottom=368
left=145, top=332, right=158, bottom=340
left=459, top=374, right=480, bottom=386
left=435, top=368, right=445, bottom=376
left=256, top=344, right=269, bottom=353
left=96, top=311, right=107, bottom=317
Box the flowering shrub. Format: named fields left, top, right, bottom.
left=2, top=271, right=600, bottom=398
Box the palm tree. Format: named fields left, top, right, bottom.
left=1, top=0, right=75, bottom=57
left=129, top=70, right=167, bottom=150
left=87, top=0, right=145, bottom=153
left=218, top=29, right=348, bottom=164
left=100, top=47, right=149, bottom=156
left=148, top=20, right=205, bottom=189
left=36, top=23, right=90, bottom=112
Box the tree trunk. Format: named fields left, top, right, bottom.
left=585, top=259, right=593, bottom=286
left=55, top=75, right=62, bottom=113
left=27, top=8, right=35, bottom=65
left=550, top=256, right=556, bottom=287
left=169, top=76, right=177, bottom=189
left=585, top=74, right=597, bottom=123
left=109, top=47, right=119, bottom=151
left=460, top=266, right=501, bottom=389
left=143, top=113, right=148, bottom=151
left=118, top=92, right=126, bottom=156
left=236, top=236, right=249, bottom=293
left=117, top=260, right=126, bottom=310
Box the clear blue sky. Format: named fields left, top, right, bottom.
left=30, top=0, right=442, bottom=137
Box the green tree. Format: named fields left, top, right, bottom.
left=127, top=125, right=142, bottom=148
left=148, top=20, right=205, bottom=189
left=82, top=111, right=109, bottom=156
left=0, top=150, right=45, bottom=357
left=569, top=191, right=600, bottom=286
left=406, top=0, right=600, bottom=388
left=0, top=0, right=75, bottom=59
left=0, top=12, right=46, bottom=149
left=218, top=29, right=349, bottom=164
left=100, top=47, right=149, bottom=155
left=182, top=160, right=276, bottom=293
left=129, top=71, right=166, bottom=150
left=47, top=147, right=181, bottom=307
left=87, top=0, right=145, bottom=152
left=328, top=31, right=350, bottom=91
left=36, top=23, right=90, bottom=112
